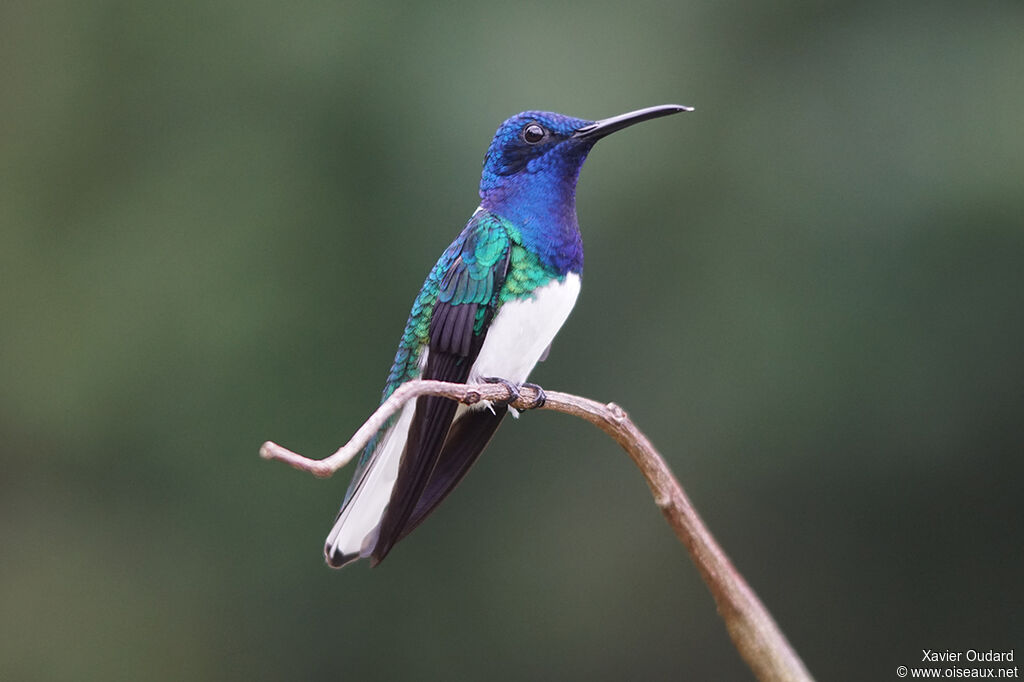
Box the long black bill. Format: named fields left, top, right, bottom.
left=573, top=104, right=693, bottom=139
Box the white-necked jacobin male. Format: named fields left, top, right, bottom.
left=325, top=104, right=691, bottom=568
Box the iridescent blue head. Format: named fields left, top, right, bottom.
left=477, top=105, right=692, bottom=272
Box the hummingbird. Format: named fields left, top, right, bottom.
left=325, top=104, right=691, bottom=568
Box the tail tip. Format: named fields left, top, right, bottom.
left=324, top=544, right=359, bottom=569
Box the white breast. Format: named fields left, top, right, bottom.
left=468, top=272, right=581, bottom=386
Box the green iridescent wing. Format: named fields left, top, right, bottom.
left=370, top=211, right=512, bottom=563
left=336, top=212, right=513, bottom=556
left=391, top=225, right=567, bottom=543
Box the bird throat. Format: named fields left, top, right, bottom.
left=480, top=168, right=585, bottom=275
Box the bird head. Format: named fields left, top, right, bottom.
left=478, top=105, right=691, bottom=229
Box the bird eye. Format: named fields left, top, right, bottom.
left=522, top=124, right=546, bottom=144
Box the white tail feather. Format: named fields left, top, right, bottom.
left=323, top=399, right=417, bottom=567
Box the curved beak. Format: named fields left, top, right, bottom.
left=573, top=104, right=693, bottom=139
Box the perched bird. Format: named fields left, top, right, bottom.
left=325, top=104, right=691, bottom=568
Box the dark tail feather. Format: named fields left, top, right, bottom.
left=371, top=392, right=459, bottom=565
left=398, top=405, right=507, bottom=542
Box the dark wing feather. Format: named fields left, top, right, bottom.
left=372, top=331, right=474, bottom=564
left=397, top=404, right=507, bottom=542
left=371, top=218, right=510, bottom=565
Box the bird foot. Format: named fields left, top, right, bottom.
left=481, top=377, right=520, bottom=405
left=519, top=382, right=547, bottom=409
left=480, top=378, right=546, bottom=410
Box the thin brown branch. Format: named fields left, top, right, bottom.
left=260, top=380, right=814, bottom=682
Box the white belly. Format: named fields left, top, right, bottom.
left=468, top=272, right=581, bottom=385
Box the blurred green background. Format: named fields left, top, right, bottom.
left=3, top=0, right=1022, bottom=679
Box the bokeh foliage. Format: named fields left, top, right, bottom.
left=2, top=1, right=1022, bottom=679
